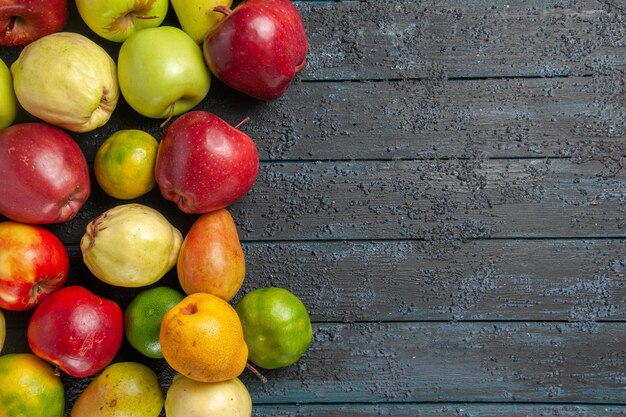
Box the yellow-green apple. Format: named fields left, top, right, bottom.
left=28, top=286, right=123, bottom=378
left=0, top=221, right=69, bottom=311
left=0, top=58, right=17, bottom=130
left=177, top=209, right=245, bottom=301
left=118, top=26, right=210, bottom=119
left=11, top=32, right=119, bottom=133
left=0, top=123, right=90, bottom=224
left=76, top=0, right=168, bottom=43
left=155, top=111, right=259, bottom=214
left=170, top=0, right=232, bottom=44
left=203, top=0, right=308, bottom=100
left=0, top=0, right=68, bottom=46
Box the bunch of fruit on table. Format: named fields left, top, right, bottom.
left=0, top=0, right=311, bottom=415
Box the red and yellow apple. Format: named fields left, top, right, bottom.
left=0, top=221, right=68, bottom=311
left=28, top=286, right=124, bottom=378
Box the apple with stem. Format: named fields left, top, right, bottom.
left=0, top=0, right=68, bottom=46
left=155, top=111, right=259, bottom=214
left=0, top=58, right=17, bottom=130
left=76, top=0, right=169, bottom=43
left=0, top=221, right=69, bottom=311
left=118, top=26, right=211, bottom=123
left=170, top=0, right=232, bottom=44
left=203, top=0, right=308, bottom=100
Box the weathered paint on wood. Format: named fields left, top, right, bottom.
left=253, top=404, right=626, bottom=417
left=43, top=158, right=625, bottom=244
left=300, top=0, right=626, bottom=79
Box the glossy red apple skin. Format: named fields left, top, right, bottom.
left=0, top=123, right=90, bottom=224
left=203, top=0, right=308, bottom=100
left=0, top=0, right=68, bottom=46
left=0, top=221, right=68, bottom=311
left=28, top=286, right=123, bottom=378
left=155, top=111, right=259, bottom=214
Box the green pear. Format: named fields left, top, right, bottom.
left=0, top=58, right=17, bottom=130
left=11, top=32, right=119, bottom=133
left=117, top=26, right=211, bottom=119
left=171, top=0, right=232, bottom=44
left=165, top=374, right=252, bottom=417
left=76, top=0, right=169, bottom=43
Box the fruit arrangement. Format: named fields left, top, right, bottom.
left=0, top=0, right=312, bottom=415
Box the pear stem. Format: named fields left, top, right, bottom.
left=246, top=362, right=268, bottom=384
left=234, top=116, right=251, bottom=130
left=160, top=103, right=176, bottom=128
left=213, top=5, right=233, bottom=16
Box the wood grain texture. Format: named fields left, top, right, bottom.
left=4, top=239, right=623, bottom=330
left=47, top=75, right=625, bottom=162
left=253, top=404, right=626, bottom=417
left=300, top=0, right=626, bottom=79
left=42, top=158, right=625, bottom=244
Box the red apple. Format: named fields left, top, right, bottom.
left=0, top=0, right=68, bottom=46
left=0, top=221, right=68, bottom=311
left=0, top=123, right=90, bottom=224
left=28, top=286, right=123, bottom=378
left=155, top=111, right=259, bottom=214
left=203, top=0, right=308, bottom=100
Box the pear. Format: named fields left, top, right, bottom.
left=171, top=0, right=233, bottom=44
left=11, top=32, right=119, bottom=133
left=71, top=362, right=163, bottom=417
left=165, top=374, right=252, bottom=417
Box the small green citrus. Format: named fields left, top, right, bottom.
left=235, top=287, right=312, bottom=369
left=0, top=353, right=65, bottom=417
left=125, top=286, right=185, bottom=358
left=94, top=129, right=159, bottom=199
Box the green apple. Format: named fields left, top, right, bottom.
left=11, top=32, right=119, bottom=133
left=118, top=26, right=211, bottom=119
left=76, top=0, right=169, bottom=43
left=171, top=0, right=232, bottom=44
left=0, top=58, right=17, bottom=130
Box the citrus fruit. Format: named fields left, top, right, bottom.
left=160, top=292, right=248, bottom=382
left=125, top=286, right=185, bottom=358
left=71, top=362, right=164, bottom=417
left=0, top=353, right=65, bottom=417
left=94, top=129, right=158, bottom=199
left=165, top=374, right=252, bottom=417
left=0, top=309, right=5, bottom=352
left=235, top=287, right=312, bottom=369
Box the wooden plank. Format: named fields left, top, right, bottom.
left=254, top=404, right=626, bottom=417
left=41, top=158, right=625, bottom=243
left=58, top=76, right=626, bottom=162
left=6, top=323, right=626, bottom=405
left=300, top=0, right=626, bottom=80
left=4, top=238, right=623, bottom=329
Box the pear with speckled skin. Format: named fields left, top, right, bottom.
left=11, top=32, right=119, bottom=133
left=71, top=362, right=164, bottom=417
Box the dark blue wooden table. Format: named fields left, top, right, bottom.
left=2, top=1, right=625, bottom=415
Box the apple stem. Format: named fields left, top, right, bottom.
left=213, top=5, right=233, bottom=16
left=234, top=116, right=251, bottom=129
left=246, top=362, right=268, bottom=384
left=160, top=104, right=176, bottom=128
left=135, top=15, right=160, bottom=20
left=295, top=57, right=307, bottom=73
left=5, top=16, right=16, bottom=34
left=53, top=365, right=61, bottom=377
